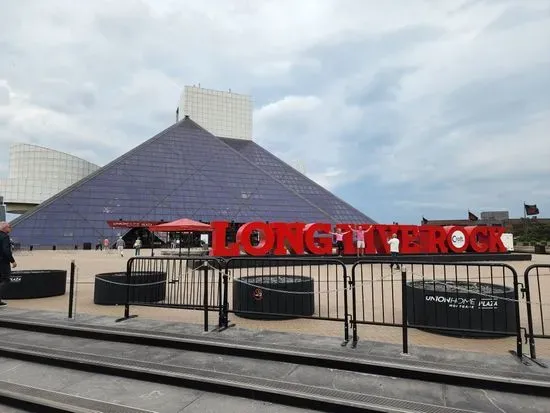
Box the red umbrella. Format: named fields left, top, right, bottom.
left=149, top=218, right=213, bottom=232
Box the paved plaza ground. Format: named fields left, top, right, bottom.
left=6, top=249, right=550, bottom=358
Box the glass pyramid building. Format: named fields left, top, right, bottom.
left=10, top=117, right=375, bottom=247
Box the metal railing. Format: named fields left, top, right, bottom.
left=350, top=261, right=523, bottom=356
left=67, top=260, right=76, bottom=319
left=92, top=255, right=550, bottom=362
left=523, top=264, right=550, bottom=363
left=117, top=257, right=224, bottom=331
left=222, top=257, right=350, bottom=344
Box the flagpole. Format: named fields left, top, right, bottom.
left=523, top=201, right=527, bottom=237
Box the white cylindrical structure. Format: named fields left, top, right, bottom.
left=3, top=143, right=100, bottom=213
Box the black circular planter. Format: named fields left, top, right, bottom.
left=233, top=275, right=315, bottom=320
left=4, top=270, right=67, bottom=299
left=94, top=271, right=167, bottom=305
left=406, top=280, right=517, bottom=337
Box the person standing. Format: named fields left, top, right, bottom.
left=116, top=237, right=125, bottom=257
left=0, top=222, right=17, bottom=307
left=133, top=237, right=142, bottom=256
left=387, top=233, right=400, bottom=270
left=348, top=225, right=372, bottom=256
left=329, top=227, right=350, bottom=256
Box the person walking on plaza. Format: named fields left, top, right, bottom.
left=116, top=236, right=125, bottom=257
left=348, top=225, right=372, bottom=256
left=0, top=222, right=17, bottom=307
left=133, top=237, right=142, bottom=256
left=103, top=238, right=110, bottom=253
left=387, top=233, right=400, bottom=270
left=329, top=227, right=350, bottom=256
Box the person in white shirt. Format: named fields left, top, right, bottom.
left=116, top=237, right=125, bottom=257
left=387, top=233, right=400, bottom=270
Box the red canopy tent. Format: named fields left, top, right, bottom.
left=149, top=218, right=212, bottom=256
left=149, top=218, right=213, bottom=232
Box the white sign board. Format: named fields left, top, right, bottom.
left=500, top=233, right=514, bottom=251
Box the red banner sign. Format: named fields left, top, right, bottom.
left=211, top=221, right=508, bottom=256
left=107, top=220, right=163, bottom=228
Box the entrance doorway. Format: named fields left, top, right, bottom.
left=121, top=228, right=164, bottom=249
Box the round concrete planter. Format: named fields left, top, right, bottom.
left=4, top=270, right=67, bottom=299
left=94, top=271, right=167, bottom=305
left=233, top=275, right=314, bottom=320
left=406, top=280, right=517, bottom=337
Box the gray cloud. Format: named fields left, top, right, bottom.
left=346, top=66, right=418, bottom=106
left=0, top=85, right=9, bottom=106
left=442, top=63, right=550, bottom=131
left=30, top=80, right=97, bottom=114
left=484, top=5, right=550, bottom=32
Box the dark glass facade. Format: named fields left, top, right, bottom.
left=10, top=118, right=375, bottom=247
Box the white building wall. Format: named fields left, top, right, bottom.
left=3, top=143, right=100, bottom=205
left=179, top=86, right=253, bottom=140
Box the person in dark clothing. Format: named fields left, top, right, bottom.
left=0, top=222, right=17, bottom=306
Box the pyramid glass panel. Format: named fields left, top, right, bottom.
left=10, top=119, right=374, bottom=247
left=220, top=138, right=375, bottom=224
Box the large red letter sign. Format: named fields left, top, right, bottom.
left=398, top=225, right=421, bottom=254
left=236, top=222, right=274, bottom=256
left=465, top=226, right=489, bottom=253
left=271, top=222, right=305, bottom=255
left=488, top=227, right=507, bottom=252
left=211, top=221, right=239, bottom=256
left=445, top=226, right=469, bottom=253
left=304, top=223, right=333, bottom=255
left=210, top=221, right=509, bottom=256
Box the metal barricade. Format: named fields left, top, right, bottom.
left=351, top=261, right=522, bottom=356
left=110, top=255, right=529, bottom=358
left=221, top=257, right=351, bottom=344
left=118, top=257, right=224, bottom=331
left=523, top=264, right=550, bottom=363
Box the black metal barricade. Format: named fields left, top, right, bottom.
left=118, top=257, right=223, bottom=331
left=523, top=264, right=550, bottom=363
left=221, top=257, right=351, bottom=344
left=67, top=260, right=76, bottom=319
left=351, top=261, right=523, bottom=356
left=113, top=255, right=529, bottom=357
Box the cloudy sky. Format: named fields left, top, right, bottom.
left=1, top=0, right=549, bottom=224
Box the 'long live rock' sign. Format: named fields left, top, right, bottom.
left=211, top=222, right=508, bottom=256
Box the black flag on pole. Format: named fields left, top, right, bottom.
left=468, top=211, right=479, bottom=221
left=525, top=204, right=540, bottom=216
